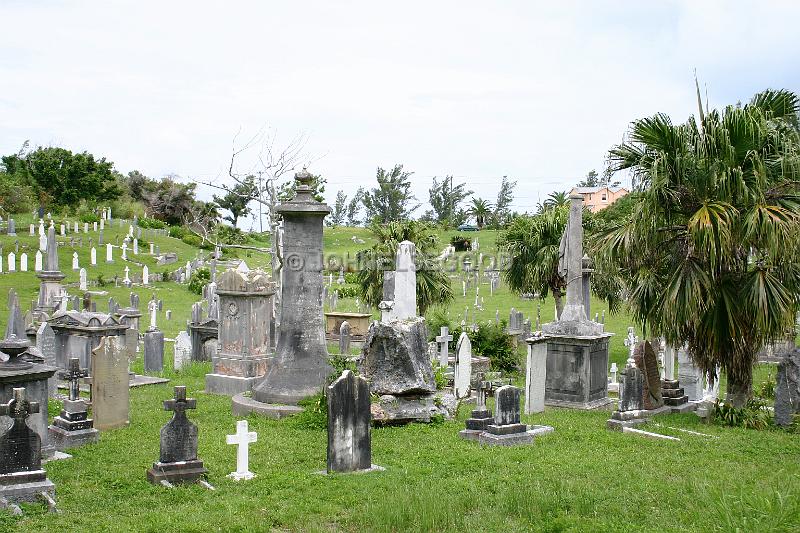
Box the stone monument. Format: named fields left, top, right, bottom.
left=476, top=385, right=552, bottom=446
left=252, top=168, right=332, bottom=405
left=91, top=333, right=133, bottom=430
left=206, top=269, right=276, bottom=396
left=34, top=225, right=65, bottom=319
left=539, top=193, right=613, bottom=409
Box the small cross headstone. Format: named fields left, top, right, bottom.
left=435, top=327, right=453, bottom=367
left=226, top=420, right=257, bottom=480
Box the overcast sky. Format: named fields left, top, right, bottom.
left=2, top=1, right=799, bottom=227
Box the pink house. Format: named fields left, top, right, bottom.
left=569, top=186, right=629, bottom=212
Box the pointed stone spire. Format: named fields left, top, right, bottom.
left=46, top=224, right=58, bottom=271
left=5, top=289, right=26, bottom=340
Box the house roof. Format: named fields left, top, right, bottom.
left=571, top=186, right=628, bottom=194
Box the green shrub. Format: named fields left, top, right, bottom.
left=333, top=285, right=360, bottom=299
left=139, top=217, right=166, bottom=229
left=756, top=378, right=776, bottom=400
left=455, top=321, right=518, bottom=373
left=78, top=211, right=101, bottom=223
left=187, top=267, right=210, bottom=295
left=169, top=225, right=187, bottom=239
left=181, top=234, right=202, bottom=247
left=289, top=393, right=328, bottom=430
left=713, top=398, right=772, bottom=430
left=0, top=178, right=35, bottom=213
left=432, top=362, right=448, bottom=390
left=217, top=224, right=246, bottom=245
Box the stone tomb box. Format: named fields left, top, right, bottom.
left=205, top=269, right=276, bottom=396
left=324, top=312, right=372, bottom=340
left=543, top=333, right=613, bottom=409
left=48, top=311, right=129, bottom=371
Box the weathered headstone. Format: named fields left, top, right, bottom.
left=677, top=346, right=704, bottom=401
left=775, top=349, right=800, bottom=427
left=435, top=326, right=453, bottom=367
left=478, top=385, right=534, bottom=446
left=454, top=332, right=472, bottom=399
left=146, top=386, right=208, bottom=485
left=327, top=370, right=374, bottom=473
left=173, top=331, right=192, bottom=371
left=634, top=341, right=664, bottom=410
left=338, top=321, right=351, bottom=355
left=36, top=323, right=57, bottom=398
left=0, top=387, right=56, bottom=505
left=226, top=420, right=257, bottom=480
left=79, top=268, right=87, bottom=291
left=90, top=333, right=131, bottom=430
left=524, top=336, right=548, bottom=414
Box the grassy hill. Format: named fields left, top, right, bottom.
left=0, top=219, right=796, bottom=532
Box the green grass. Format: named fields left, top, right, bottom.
left=0, top=221, right=798, bottom=531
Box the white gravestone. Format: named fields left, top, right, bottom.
left=388, top=240, right=416, bottom=321
left=454, top=332, right=472, bottom=399
left=83, top=222, right=89, bottom=233
left=8, top=252, right=15, bottom=272
left=524, top=337, right=548, bottom=414
left=133, top=239, right=138, bottom=255
left=79, top=268, right=87, bottom=291
left=72, top=252, right=79, bottom=271
left=39, top=234, right=47, bottom=252
left=174, top=331, right=191, bottom=370
left=226, top=420, right=257, bottom=481
left=90, top=247, right=97, bottom=266
left=106, top=243, right=113, bottom=263
left=19, top=252, right=27, bottom=272
left=121, top=243, right=127, bottom=260
left=142, top=265, right=149, bottom=285
left=35, top=250, right=43, bottom=272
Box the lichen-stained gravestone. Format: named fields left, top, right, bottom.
left=174, top=331, right=192, bottom=371
left=91, top=332, right=132, bottom=430
left=634, top=341, right=664, bottom=410
left=775, top=349, right=800, bottom=427
left=327, top=370, right=373, bottom=473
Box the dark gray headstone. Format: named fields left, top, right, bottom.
left=494, top=385, right=521, bottom=426
left=0, top=388, right=41, bottom=474
left=775, top=350, right=800, bottom=427
left=144, top=330, right=165, bottom=373
left=619, top=365, right=644, bottom=412
left=159, top=386, right=198, bottom=463
left=327, top=370, right=371, bottom=473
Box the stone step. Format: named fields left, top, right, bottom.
left=661, top=379, right=680, bottom=389
left=664, top=395, right=688, bottom=406
left=662, top=387, right=686, bottom=398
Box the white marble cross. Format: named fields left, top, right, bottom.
left=435, top=326, right=453, bottom=367
left=610, top=362, right=618, bottom=384
left=226, top=420, right=257, bottom=481
left=623, top=326, right=638, bottom=367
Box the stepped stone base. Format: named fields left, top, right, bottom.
left=231, top=392, right=304, bottom=419
left=205, top=374, right=262, bottom=396
left=147, top=460, right=208, bottom=485
left=0, top=471, right=55, bottom=504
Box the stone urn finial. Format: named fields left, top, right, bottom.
left=295, top=167, right=314, bottom=194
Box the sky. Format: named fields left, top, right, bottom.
left=1, top=0, right=799, bottom=228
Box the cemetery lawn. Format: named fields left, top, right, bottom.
left=1, top=222, right=798, bottom=532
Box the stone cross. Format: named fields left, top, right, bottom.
left=226, top=420, right=257, bottom=480
left=164, top=385, right=196, bottom=414
left=123, top=266, right=131, bottom=286
left=121, top=243, right=127, bottom=260
left=59, top=357, right=88, bottom=402
left=435, top=327, right=453, bottom=367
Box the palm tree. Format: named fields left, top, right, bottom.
left=597, top=88, right=800, bottom=407
left=498, top=204, right=569, bottom=317
left=355, top=220, right=454, bottom=316
left=468, top=197, right=493, bottom=229
left=539, top=191, right=569, bottom=212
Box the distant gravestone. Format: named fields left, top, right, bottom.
left=79, top=268, right=87, bottom=291
left=72, top=252, right=79, bottom=271
left=454, top=332, right=472, bottom=399
left=8, top=252, right=15, bottom=272
left=435, top=327, right=453, bottom=367
left=36, top=323, right=58, bottom=398
left=146, top=386, right=208, bottom=485
left=174, top=331, right=192, bottom=371
left=634, top=341, right=664, bottom=409
left=19, top=253, right=27, bottom=272
left=106, top=243, right=113, bottom=263
left=338, top=321, right=351, bottom=355
left=90, top=247, right=96, bottom=266
left=35, top=250, right=43, bottom=272
left=7, top=218, right=15, bottom=236
left=327, top=370, right=374, bottom=473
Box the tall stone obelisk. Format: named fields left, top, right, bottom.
left=35, top=225, right=65, bottom=318
left=253, top=168, right=332, bottom=405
